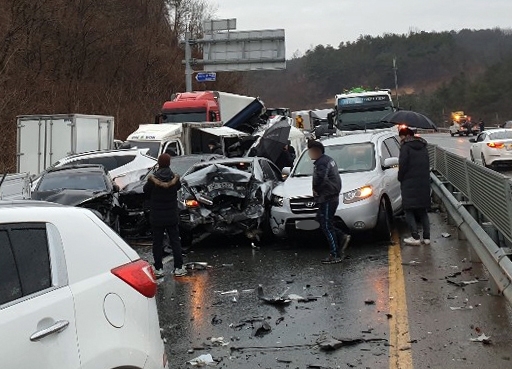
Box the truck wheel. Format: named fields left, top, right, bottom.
left=374, top=198, right=392, bottom=242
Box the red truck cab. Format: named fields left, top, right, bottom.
left=158, top=91, right=220, bottom=123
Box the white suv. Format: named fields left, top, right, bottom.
left=0, top=201, right=168, bottom=369
left=270, top=130, right=402, bottom=241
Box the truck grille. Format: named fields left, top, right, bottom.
left=289, top=197, right=318, bottom=214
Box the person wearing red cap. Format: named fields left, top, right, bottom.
left=143, top=153, right=187, bottom=277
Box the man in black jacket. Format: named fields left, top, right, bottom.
left=398, top=127, right=431, bottom=246
left=308, top=140, right=351, bottom=264
left=143, top=153, right=186, bottom=277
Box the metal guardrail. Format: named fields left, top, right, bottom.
left=429, top=145, right=512, bottom=243
left=428, top=144, right=512, bottom=303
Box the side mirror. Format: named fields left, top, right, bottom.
left=383, top=157, right=399, bottom=169
left=469, top=138, right=477, bottom=143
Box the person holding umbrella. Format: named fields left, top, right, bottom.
left=308, top=140, right=351, bottom=264
left=398, top=126, right=431, bottom=245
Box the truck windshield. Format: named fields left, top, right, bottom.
left=292, top=143, right=376, bottom=177
left=127, top=141, right=160, bottom=158
left=338, top=106, right=394, bottom=130
left=162, top=112, right=207, bottom=123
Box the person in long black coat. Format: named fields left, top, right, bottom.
left=398, top=127, right=431, bottom=246
left=143, top=153, right=186, bottom=277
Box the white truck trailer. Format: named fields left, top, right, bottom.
left=16, top=114, right=115, bottom=175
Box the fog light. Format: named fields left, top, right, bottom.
left=353, top=221, right=366, bottom=229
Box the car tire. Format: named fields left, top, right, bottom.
left=374, top=198, right=392, bottom=242
left=450, top=132, right=455, bottom=137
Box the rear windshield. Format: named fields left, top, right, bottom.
left=38, top=172, right=107, bottom=192
left=293, top=143, right=375, bottom=177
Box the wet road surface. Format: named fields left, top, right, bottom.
left=133, top=212, right=512, bottom=368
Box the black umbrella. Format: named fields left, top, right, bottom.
left=381, top=110, right=438, bottom=131
left=256, top=120, right=291, bottom=163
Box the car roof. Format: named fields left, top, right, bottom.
left=0, top=200, right=63, bottom=209
left=46, top=164, right=108, bottom=174
left=485, top=128, right=512, bottom=134
left=320, top=130, right=395, bottom=146
left=57, top=148, right=148, bottom=161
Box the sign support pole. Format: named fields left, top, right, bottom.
left=185, top=31, right=193, bottom=92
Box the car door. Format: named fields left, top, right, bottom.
left=0, top=223, right=80, bottom=369
left=472, top=133, right=486, bottom=160
left=381, top=137, right=402, bottom=212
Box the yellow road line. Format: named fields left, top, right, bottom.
left=388, top=232, right=413, bottom=369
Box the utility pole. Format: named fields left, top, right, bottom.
left=393, top=57, right=399, bottom=108
left=185, top=31, right=193, bottom=92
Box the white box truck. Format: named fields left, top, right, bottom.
left=16, top=114, right=115, bottom=175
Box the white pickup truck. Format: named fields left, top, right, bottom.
left=0, top=173, right=31, bottom=200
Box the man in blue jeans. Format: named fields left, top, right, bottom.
left=308, top=140, right=351, bottom=264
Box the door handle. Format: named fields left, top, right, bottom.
left=30, top=320, right=69, bottom=342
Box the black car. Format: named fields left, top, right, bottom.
left=118, top=154, right=222, bottom=238
left=31, top=164, right=121, bottom=231
left=179, top=157, right=283, bottom=246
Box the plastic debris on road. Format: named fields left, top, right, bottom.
left=187, top=354, right=216, bottom=366
left=252, top=321, right=272, bottom=337
left=210, top=337, right=229, bottom=347
left=257, top=285, right=291, bottom=305
left=442, top=232, right=451, bottom=238
left=470, top=334, right=492, bottom=344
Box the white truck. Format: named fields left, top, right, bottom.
left=0, top=173, right=31, bottom=200
left=125, top=122, right=248, bottom=158
left=16, top=114, right=115, bottom=175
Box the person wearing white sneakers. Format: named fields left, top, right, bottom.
left=398, top=127, right=431, bottom=246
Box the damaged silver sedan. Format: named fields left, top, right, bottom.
left=179, top=157, right=283, bottom=246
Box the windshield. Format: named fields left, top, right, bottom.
left=293, top=143, right=376, bottom=177
left=38, top=171, right=107, bottom=192
left=338, top=106, right=394, bottom=130
left=490, top=131, right=512, bottom=140
left=162, top=111, right=207, bottom=123
left=128, top=141, right=160, bottom=158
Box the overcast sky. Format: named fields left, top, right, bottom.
left=215, top=0, right=512, bottom=58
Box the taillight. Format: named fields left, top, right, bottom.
left=487, top=142, right=504, bottom=149
left=185, top=199, right=200, bottom=208
left=111, top=260, right=157, bottom=298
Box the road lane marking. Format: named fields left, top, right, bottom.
left=388, top=232, right=413, bottom=369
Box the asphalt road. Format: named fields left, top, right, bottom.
left=133, top=212, right=512, bottom=369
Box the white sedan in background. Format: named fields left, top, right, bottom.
left=469, top=129, right=512, bottom=168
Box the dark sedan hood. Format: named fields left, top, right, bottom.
left=120, top=180, right=146, bottom=196
left=32, top=189, right=110, bottom=206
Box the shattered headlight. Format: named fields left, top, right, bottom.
left=271, top=195, right=284, bottom=207
left=343, top=185, right=373, bottom=204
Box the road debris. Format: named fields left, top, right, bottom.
left=445, top=271, right=462, bottom=278
left=252, top=321, right=272, bottom=337
left=316, top=335, right=387, bottom=351
left=185, top=262, right=209, bottom=270
left=442, top=232, right=451, bottom=238
left=470, top=334, right=492, bottom=344
left=187, top=353, right=216, bottom=366
left=211, top=315, right=222, bottom=325
left=257, top=285, right=291, bottom=306
left=385, top=313, right=393, bottom=319
left=218, top=289, right=239, bottom=296
left=288, top=294, right=319, bottom=302
left=450, top=306, right=473, bottom=310
left=402, top=260, right=421, bottom=266
left=446, top=279, right=480, bottom=287
left=276, top=358, right=292, bottom=364
left=275, top=317, right=285, bottom=325
left=364, top=299, right=376, bottom=305
left=210, top=337, right=229, bottom=347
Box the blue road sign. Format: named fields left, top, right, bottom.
left=196, top=72, right=217, bottom=82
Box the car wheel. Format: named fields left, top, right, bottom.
left=450, top=132, right=455, bottom=137
left=374, top=198, right=392, bottom=242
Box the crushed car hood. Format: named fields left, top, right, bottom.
left=32, top=189, right=111, bottom=206
left=184, top=164, right=253, bottom=187
left=120, top=179, right=145, bottom=196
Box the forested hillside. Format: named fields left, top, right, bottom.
left=0, top=0, right=241, bottom=171
left=247, top=29, right=512, bottom=124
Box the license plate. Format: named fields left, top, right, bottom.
left=207, top=182, right=234, bottom=192
left=295, top=220, right=320, bottom=231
